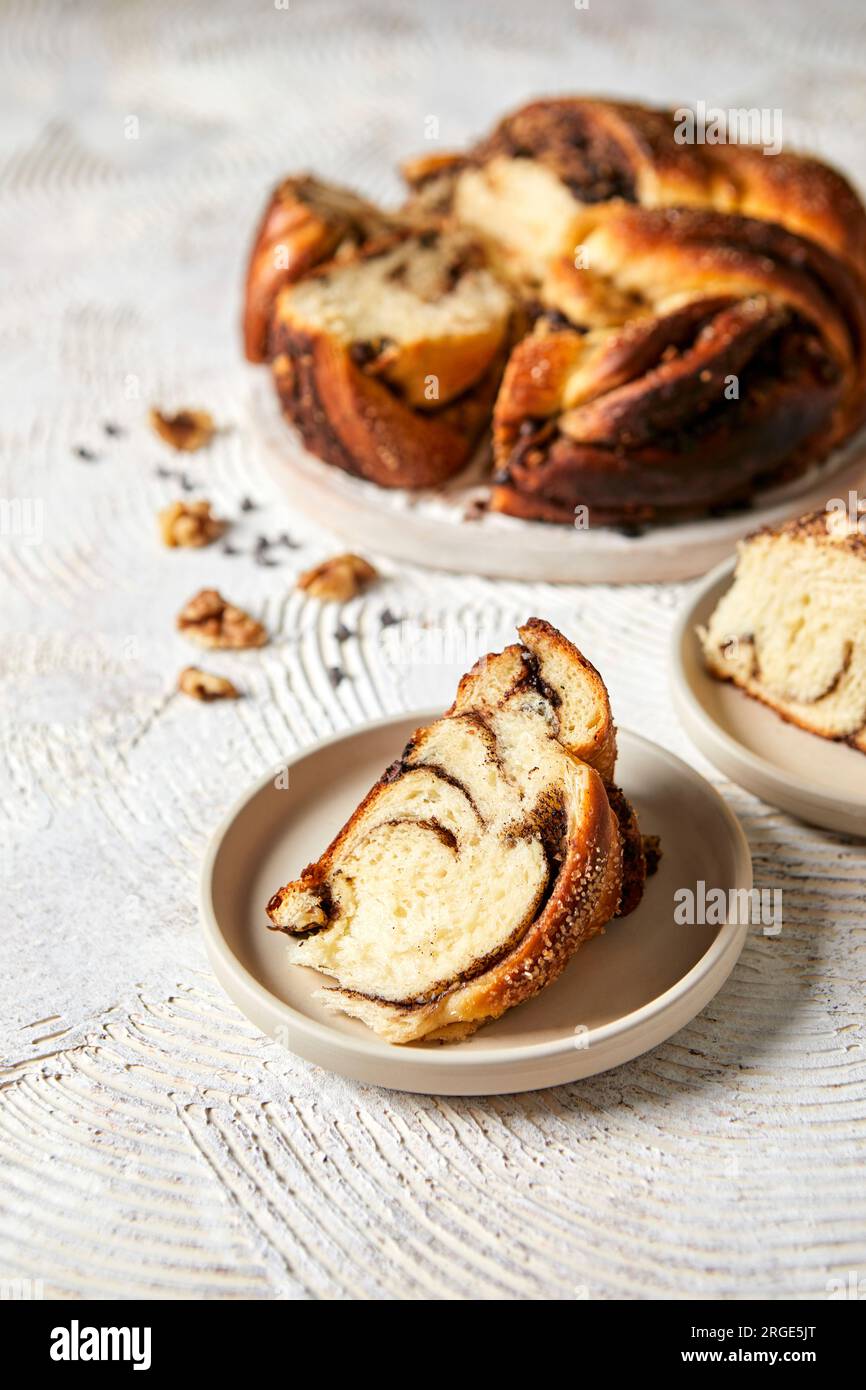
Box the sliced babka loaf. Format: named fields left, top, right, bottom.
left=701, top=507, right=866, bottom=752
left=267, top=619, right=648, bottom=1043
left=267, top=225, right=514, bottom=488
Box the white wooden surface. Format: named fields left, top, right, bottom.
left=1, top=0, right=865, bottom=1301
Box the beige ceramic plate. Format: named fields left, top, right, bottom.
left=200, top=714, right=752, bottom=1095
left=672, top=560, right=866, bottom=837
left=249, top=372, right=866, bottom=584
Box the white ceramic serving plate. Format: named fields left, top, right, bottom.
left=672, top=559, right=866, bottom=837
left=200, top=712, right=752, bottom=1095
left=249, top=373, right=866, bottom=584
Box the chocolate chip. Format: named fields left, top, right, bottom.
left=254, top=537, right=280, bottom=566
left=74, top=446, right=99, bottom=462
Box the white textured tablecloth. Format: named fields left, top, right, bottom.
left=1, top=0, right=864, bottom=1300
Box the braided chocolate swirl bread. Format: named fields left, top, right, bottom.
left=245, top=100, right=866, bottom=524
left=245, top=176, right=515, bottom=488
left=267, top=620, right=648, bottom=1043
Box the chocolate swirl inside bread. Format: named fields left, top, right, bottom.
left=700, top=507, right=866, bottom=751
left=266, top=619, right=648, bottom=1044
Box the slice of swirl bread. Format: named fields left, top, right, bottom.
left=700, top=507, right=866, bottom=752
left=268, top=226, right=514, bottom=488
left=267, top=618, right=647, bottom=1043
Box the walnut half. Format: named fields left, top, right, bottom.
left=178, top=667, right=240, bottom=702
left=177, top=589, right=268, bottom=649
left=159, top=499, right=226, bottom=548
left=150, top=407, right=216, bottom=452
left=297, top=553, right=378, bottom=602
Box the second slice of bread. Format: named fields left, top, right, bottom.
left=700, top=508, right=866, bottom=751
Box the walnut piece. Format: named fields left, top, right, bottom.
left=159, top=499, right=226, bottom=548
left=297, top=553, right=378, bottom=602
left=177, top=589, right=268, bottom=649
left=178, top=667, right=240, bottom=702
left=150, top=407, right=216, bottom=452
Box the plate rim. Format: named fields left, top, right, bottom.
left=199, top=710, right=753, bottom=1074
left=671, top=558, right=866, bottom=817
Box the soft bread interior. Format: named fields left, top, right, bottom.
left=272, top=707, right=593, bottom=1003
left=454, top=156, right=588, bottom=286
left=701, top=516, right=866, bottom=747
left=291, top=716, right=560, bottom=1003
left=277, top=230, right=513, bottom=407
left=451, top=157, right=646, bottom=332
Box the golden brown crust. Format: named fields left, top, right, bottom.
left=269, top=320, right=505, bottom=489
left=750, top=504, right=866, bottom=552
left=441, top=97, right=866, bottom=277
left=704, top=659, right=866, bottom=755
left=704, top=142, right=866, bottom=282
left=445, top=617, right=618, bottom=781
left=242, top=175, right=397, bottom=363
left=491, top=200, right=866, bottom=523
